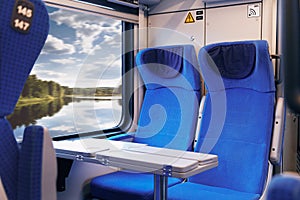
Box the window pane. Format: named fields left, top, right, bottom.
left=7, top=5, right=123, bottom=140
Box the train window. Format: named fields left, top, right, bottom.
left=7, top=4, right=134, bottom=141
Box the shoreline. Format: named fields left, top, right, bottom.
left=16, top=95, right=122, bottom=107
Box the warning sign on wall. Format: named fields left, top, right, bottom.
left=185, top=12, right=195, bottom=23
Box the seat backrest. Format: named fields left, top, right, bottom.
left=190, top=40, right=275, bottom=195
left=18, top=126, right=57, bottom=200
left=134, top=45, right=201, bottom=150
left=0, top=0, right=50, bottom=199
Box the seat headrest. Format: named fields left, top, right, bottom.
left=207, top=43, right=256, bottom=79
left=136, top=45, right=201, bottom=91
left=199, top=40, right=275, bottom=92
left=0, top=0, right=49, bottom=117
left=140, top=47, right=183, bottom=79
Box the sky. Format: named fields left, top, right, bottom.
left=31, top=6, right=122, bottom=88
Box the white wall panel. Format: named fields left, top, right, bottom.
left=206, top=3, right=262, bottom=44
left=148, top=10, right=205, bottom=52
left=204, top=0, right=262, bottom=8
left=149, top=0, right=204, bottom=14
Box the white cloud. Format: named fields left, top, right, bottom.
left=35, top=69, right=66, bottom=78
left=32, top=9, right=123, bottom=88
left=51, top=57, right=80, bottom=65
left=32, top=62, right=48, bottom=68
left=32, top=69, right=76, bottom=86
left=51, top=125, right=75, bottom=132
left=42, top=35, right=76, bottom=55
left=98, top=77, right=122, bottom=88
left=77, top=54, right=120, bottom=78
left=49, top=9, right=121, bottom=54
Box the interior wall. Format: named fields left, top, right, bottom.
left=147, top=0, right=276, bottom=51
left=148, top=9, right=205, bottom=53
left=205, top=3, right=262, bottom=44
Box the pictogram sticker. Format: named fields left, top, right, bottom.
left=185, top=12, right=195, bottom=24
left=248, top=4, right=260, bottom=18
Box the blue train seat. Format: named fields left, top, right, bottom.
left=0, top=0, right=55, bottom=200
left=167, top=40, right=279, bottom=200
left=266, top=173, right=300, bottom=200
left=90, top=45, right=201, bottom=200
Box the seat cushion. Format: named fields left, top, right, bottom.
left=168, top=182, right=260, bottom=200
left=90, top=171, right=182, bottom=200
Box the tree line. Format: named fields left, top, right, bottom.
left=21, top=75, right=65, bottom=98
left=21, top=75, right=121, bottom=99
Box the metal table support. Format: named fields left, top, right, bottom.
left=154, top=174, right=168, bottom=200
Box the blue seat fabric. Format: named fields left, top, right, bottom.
left=91, top=171, right=181, bottom=200
left=0, top=0, right=49, bottom=116
left=133, top=88, right=199, bottom=149
left=0, top=119, right=19, bottom=200
left=90, top=45, right=201, bottom=200
left=111, top=45, right=201, bottom=150
left=190, top=90, right=274, bottom=193
left=168, top=182, right=260, bottom=200
left=168, top=40, right=275, bottom=200
left=266, top=174, right=300, bottom=200
left=0, top=0, right=49, bottom=199
left=17, top=126, right=45, bottom=200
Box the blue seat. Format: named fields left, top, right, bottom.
left=0, top=1, right=55, bottom=200
left=90, top=45, right=201, bottom=200
left=168, top=40, right=277, bottom=200
left=266, top=174, right=300, bottom=200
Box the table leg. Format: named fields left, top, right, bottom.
left=154, top=174, right=168, bottom=200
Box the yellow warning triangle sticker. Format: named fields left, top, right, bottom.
left=185, top=12, right=195, bottom=23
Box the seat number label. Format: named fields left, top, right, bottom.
left=17, top=5, right=33, bottom=18
left=11, top=0, right=34, bottom=34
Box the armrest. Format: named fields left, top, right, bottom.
left=108, top=132, right=135, bottom=142
left=270, top=97, right=285, bottom=165
left=194, top=96, right=206, bottom=149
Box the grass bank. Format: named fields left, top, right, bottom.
left=17, top=96, right=56, bottom=106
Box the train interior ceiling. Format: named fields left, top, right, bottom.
left=1, top=0, right=300, bottom=200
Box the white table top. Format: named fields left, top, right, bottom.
left=53, top=138, right=147, bottom=157
left=54, top=138, right=218, bottom=178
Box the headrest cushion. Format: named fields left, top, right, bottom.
left=140, top=46, right=183, bottom=78
left=208, top=44, right=256, bottom=79
left=136, top=45, right=201, bottom=91
left=199, top=40, right=275, bottom=92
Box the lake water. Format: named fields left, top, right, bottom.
left=7, top=98, right=122, bottom=141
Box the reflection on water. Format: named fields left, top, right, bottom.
left=7, top=97, right=122, bottom=140
left=7, top=98, right=72, bottom=129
